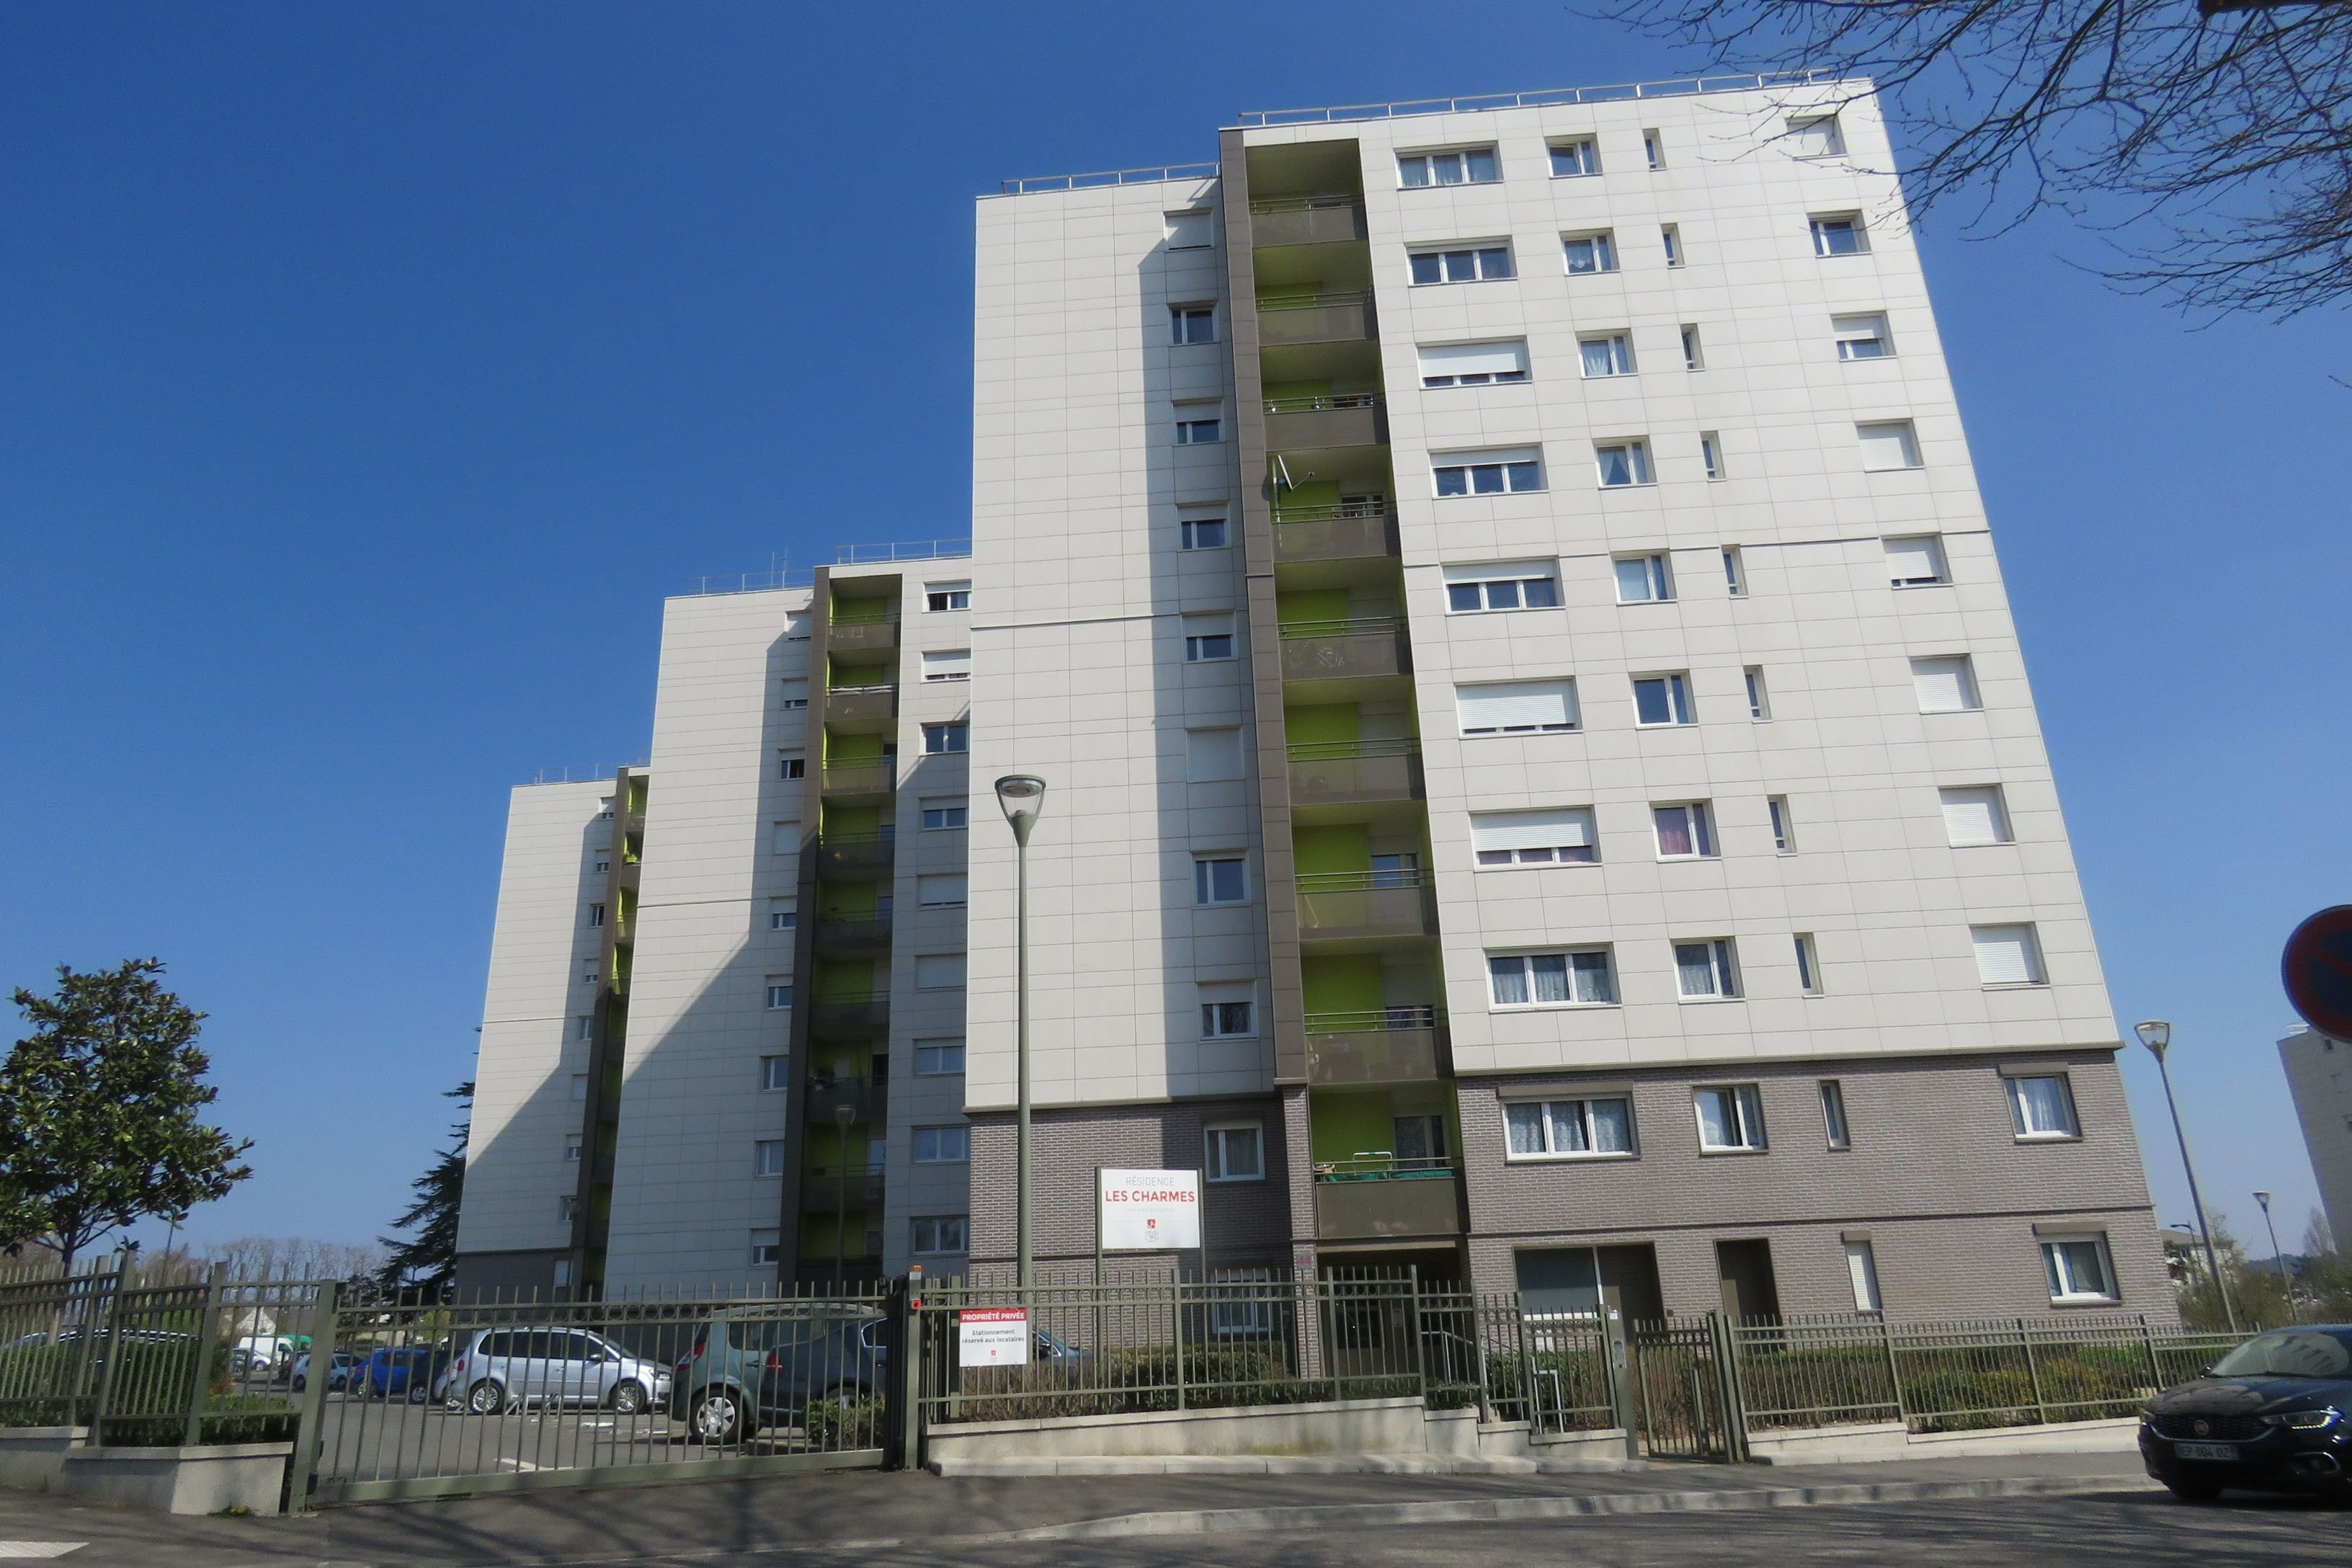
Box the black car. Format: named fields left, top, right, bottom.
left=2141, top=1324, right=2352, bottom=1500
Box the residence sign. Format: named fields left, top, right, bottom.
left=1098, top=1167, right=1203, bottom=1252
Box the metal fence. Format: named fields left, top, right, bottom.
left=300, top=1282, right=895, bottom=1506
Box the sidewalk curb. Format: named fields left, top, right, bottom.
left=930, top=1454, right=1650, bottom=1477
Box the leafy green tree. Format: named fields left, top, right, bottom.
left=0, top=960, right=254, bottom=1277
left=376, top=1082, right=471, bottom=1296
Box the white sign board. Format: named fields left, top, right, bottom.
left=958, top=1306, right=1030, bottom=1367
left=1098, top=1167, right=1203, bottom=1252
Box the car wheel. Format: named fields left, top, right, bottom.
left=610, top=1379, right=647, bottom=1415
left=465, top=1379, right=507, bottom=1417
left=689, top=1389, right=744, bottom=1446
left=2165, top=1479, right=2222, bottom=1502
left=822, top=1383, right=861, bottom=1409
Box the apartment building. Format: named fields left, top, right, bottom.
left=457, top=76, right=2169, bottom=1320
left=2281, top=1028, right=2352, bottom=1250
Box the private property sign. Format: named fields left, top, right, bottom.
left=1098, top=1168, right=1202, bottom=1252
left=957, top=1306, right=1030, bottom=1367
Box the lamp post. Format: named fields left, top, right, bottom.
left=832, top=1099, right=858, bottom=1291
left=994, top=775, right=1048, bottom=1288
left=2253, top=1190, right=2292, bottom=1314
left=2136, top=1020, right=2237, bottom=1331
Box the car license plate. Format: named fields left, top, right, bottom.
left=2175, top=1441, right=2237, bottom=1461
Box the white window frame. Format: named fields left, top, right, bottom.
left=760, top=1054, right=790, bottom=1092
left=564, top=1133, right=582, bottom=1162
left=1811, top=213, right=1869, bottom=256
left=1170, top=303, right=1217, bottom=344
left=1632, top=672, right=1696, bottom=728
left=1594, top=440, right=1654, bottom=489
left=1546, top=137, right=1600, bottom=178
left=1820, top=1079, right=1850, bottom=1147
left=1407, top=243, right=1515, bottom=285
left=924, top=581, right=971, bottom=612
left=1661, top=223, right=1683, bottom=267
left=916, top=873, right=968, bottom=909
left=765, top=980, right=793, bottom=1011
left=1680, top=324, right=1704, bottom=370
left=2006, top=1072, right=2081, bottom=1140
left=921, top=649, right=971, bottom=682
left=1972, top=923, right=2048, bottom=989
left=1487, top=948, right=1617, bottom=1008
left=1164, top=209, right=1213, bottom=250
left=1674, top=939, right=1742, bottom=1000
left=1200, top=996, right=1257, bottom=1038
left=913, top=1038, right=966, bottom=1077
left=1795, top=933, right=1825, bottom=997
left=1444, top=560, right=1562, bottom=613
left=1183, top=614, right=1237, bottom=662
left=1701, top=432, right=1724, bottom=480
left=1471, top=806, right=1600, bottom=869
left=912, top=1216, right=970, bottom=1255
left=914, top=953, right=967, bottom=991
left=750, top=1229, right=781, bottom=1268
left=778, top=679, right=809, bottom=711
left=1745, top=666, right=1770, bottom=721
left=1502, top=1096, right=1636, bottom=1160
left=1456, top=678, right=1580, bottom=737
left=1398, top=145, right=1500, bottom=187
left=920, top=796, right=968, bottom=831
left=912, top=1124, right=971, bottom=1164
left=1912, top=655, right=1982, bottom=713
left=769, top=901, right=798, bottom=931
left=1614, top=553, right=1673, bottom=604
left=1203, top=1123, right=1265, bottom=1183
left=1179, top=514, right=1230, bottom=551
left=1885, top=533, right=1949, bottom=587
left=1788, top=115, right=1847, bottom=157
left=1432, top=447, right=1544, bottom=497
left=1722, top=545, right=1746, bottom=596
left=1940, top=785, right=2015, bottom=847
left=1175, top=407, right=1224, bottom=445
left=1653, top=801, right=1717, bottom=859
left=1769, top=796, right=1794, bottom=853
left=1193, top=855, right=1250, bottom=906
left=2040, top=1234, right=2119, bottom=1303
left=1562, top=229, right=1618, bottom=275
left=1835, top=312, right=1894, bottom=360
left=1643, top=128, right=1665, bottom=169
left=753, top=1139, right=787, bottom=1177
left=1845, top=1239, right=1883, bottom=1311
left=1693, top=1084, right=1768, bottom=1152
left=1418, top=338, right=1531, bottom=388
left=1858, top=419, right=1924, bottom=472
left=921, top=722, right=969, bottom=754
left=1577, top=332, right=1634, bottom=378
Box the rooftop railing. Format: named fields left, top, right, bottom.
left=1237, top=71, right=1846, bottom=127
left=834, top=539, right=971, bottom=565
left=995, top=162, right=1219, bottom=195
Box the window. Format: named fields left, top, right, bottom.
left=1858, top=420, right=1923, bottom=471
left=1614, top=553, right=1673, bottom=603
left=1399, top=146, right=1499, bottom=185
left=1577, top=333, right=1634, bottom=378
left=1819, top=1079, right=1850, bottom=1147
left=1788, top=115, right=1845, bottom=157
left=1505, top=1097, right=1634, bottom=1159
left=1912, top=654, right=1982, bottom=713
left=1811, top=213, right=1868, bottom=256
left=1653, top=801, right=1716, bottom=858
left=1175, top=409, right=1223, bottom=445
left=1562, top=231, right=1618, bottom=274
left=769, top=899, right=798, bottom=930
left=917, top=873, right=967, bottom=909
left=1595, top=440, right=1653, bottom=487
left=777, top=752, right=806, bottom=781
left=778, top=679, right=809, bottom=711
left=570, top=1073, right=588, bottom=1102
left=1203, top=1123, right=1265, bottom=1182
left=1170, top=304, right=1216, bottom=344
left=922, top=723, right=969, bottom=754
left=913, top=1125, right=970, bottom=1164
left=1165, top=209, right=1212, bottom=249
left=760, top=1054, right=790, bottom=1092
left=1661, top=223, right=1683, bottom=267
left=922, top=649, right=971, bottom=682
left=1547, top=137, right=1600, bottom=177
left=914, top=953, right=966, bottom=989
left=1701, top=432, right=1724, bottom=480
left=1433, top=447, right=1544, bottom=496
left=1675, top=940, right=1742, bottom=999
left=575, top=1015, right=594, bottom=1041
left=1795, top=933, right=1824, bottom=995
left=1210, top=1268, right=1277, bottom=1337
left=750, top=1229, right=781, bottom=1268
left=558, top=1195, right=576, bottom=1223
left=1680, top=324, right=1703, bottom=370
left=1768, top=796, right=1794, bottom=852
left=925, top=581, right=971, bottom=612
left=1695, top=1084, right=1767, bottom=1151
left=598, top=798, right=615, bottom=820
left=920, top=796, right=968, bottom=831
left=2041, top=1235, right=2117, bottom=1302
left=1744, top=666, right=1770, bottom=720
left=1445, top=560, right=1560, bottom=612
left=1643, top=128, right=1665, bottom=169
left=1633, top=673, right=1695, bottom=727
left=1835, top=312, right=1893, bottom=360
left=1941, top=785, right=2013, bottom=847
left=765, top=979, right=793, bottom=1011
left=1973, top=924, right=2047, bottom=988
left=754, top=1140, right=786, bottom=1177
left=1409, top=244, right=1514, bottom=284
left=1194, top=855, right=1248, bottom=906
left=1884, top=534, right=1948, bottom=587
left=1419, top=339, right=1530, bottom=387
left=914, top=1039, right=965, bottom=1075
left=1183, top=613, right=1236, bottom=662
left=912, top=1216, right=968, bottom=1255
left=1186, top=726, right=1245, bottom=783
left=594, top=858, right=610, bottom=873
left=2007, top=1073, right=2079, bottom=1139
left=1457, top=678, right=1579, bottom=736
left=1722, top=546, right=1746, bottom=597
left=1471, top=806, right=1599, bottom=867
left=564, top=1133, right=582, bottom=1162
left=1200, top=983, right=1256, bottom=1037
left=1846, top=1239, right=1883, bottom=1311
left=772, top=820, right=801, bottom=855
left=1180, top=515, right=1229, bottom=550
left=1488, top=949, right=1616, bottom=1007
left=589, top=902, right=607, bottom=928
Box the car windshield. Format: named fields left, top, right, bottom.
left=2208, top=1329, right=2352, bottom=1379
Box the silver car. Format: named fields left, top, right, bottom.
left=432, top=1327, right=672, bottom=1415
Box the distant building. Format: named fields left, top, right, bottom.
left=2280, top=1028, right=2352, bottom=1250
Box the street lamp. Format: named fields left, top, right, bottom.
left=832, top=1099, right=858, bottom=1291
left=2253, top=1190, right=2292, bottom=1313
left=995, top=775, right=1048, bottom=1288
left=2136, top=1020, right=2238, bottom=1330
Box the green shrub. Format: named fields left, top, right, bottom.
left=799, top=1395, right=884, bottom=1450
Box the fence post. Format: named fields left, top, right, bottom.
left=1600, top=1286, right=1637, bottom=1461
left=1406, top=1266, right=1424, bottom=1402
left=2138, top=1313, right=2162, bottom=1392
left=2018, top=1317, right=2046, bottom=1425
left=65, top=1267, right=114, bottom=1439
left=1171, top=1275, right=1188, bottom=1412
left=1472, top=1293, right=1494, bottom=1423
left=1709, top=1311, right=1749, bottom=1464
left=1881, top=1312, right=1905, bottom=1427
left=283, top=1281, right=340, bottom=1515
left=88, top=1255, right=134, bottom=1446
left=181, top=1263, right=227, bottom=1448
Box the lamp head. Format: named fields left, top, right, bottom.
left=2134, top=1019, right=2171, bottom=1057
left=995, top=775, right=1047, bottom=845
left=2254, top=1190, right=2272, bottom=1209
left=831, top=1102, right=858, bottom=1131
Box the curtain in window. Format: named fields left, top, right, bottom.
left=1696, top=1089, right=1734, bottom=1147
left=1675, top=943, right=1716, bottom=996
left=1505, top=1102, right=1546, bottom=1154
left=1529, top=953, right=1571, bottom=1004
left=1597, top=446, right=1634, bottom=486
left=1570, top=950, right=1614, bottom=1003
left=1654, top=806, right=1693, bottom=856
left=1547, top=1101, right=1591, bottom=1152
left=1489, top=956, right=1530, bottom=1006
left=2011, top=1075, right=2073, bottom=1134
left=1589, top=1097, right=1631, bottom=1152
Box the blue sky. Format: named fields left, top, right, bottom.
left=4, top=3, right=2346, bottom=1261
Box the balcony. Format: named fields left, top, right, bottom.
left=820, top=763, right=894, bottom=801
left=808, top=993, right=890, bottom=1039
left=824, top=684, right=899, bottom=729
left=799, top=1167, right=887, bottom=1211
left=1296, top=870, right=1438, bottom=943
left=1280, top=618, right=1411, bottom=685
left=1311, top=1159, right=1462, bottom=1242
left=804, top=1077, right=888, bottom=1127
left=1304, top=1008, right=1446, bottom=1086
left=814, top=831, right=895, bottom=879
left=1258, top=291, right=1376, bottom=348
left=1265, top=392, right=1384, bottom=451
left=1288, top=739, right=1422, bottom=807
left=1272, top=508, right=1396, bottom=566
left=1249, top=195, right=1367, bottom=249
left=813, top=914, right=893, bottom=956
left=827, top=615, right=900, bottom=657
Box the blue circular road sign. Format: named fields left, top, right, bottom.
left=2282, top=905, right=2352, bottom=1041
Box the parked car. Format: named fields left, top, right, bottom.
left=2140, top=1324, right=2352, bottom=1500
left=289, top=1350, right=358, bottom=1394
left=669, top=1308, right=891, bottom=1446
left=431, top=1327, right=672, bottom=1417
left=351, top=1345, right=445, bottom=1402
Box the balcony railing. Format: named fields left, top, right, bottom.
left=808, top=992, right=890, bottom=1039
left=1286, top=739, right=1422, bottom=806
left=1265, top=391, right=1380, bottom=414
left=1273, top=511, right=1397, bottom=566
left=1310, top=1157, right=1462, bottom=1241
left=1257, top=290, right=1376, bottom=347
left=813, top=914, right=894, bottom=955
left=1295, top=868, right=1438, bottom=941
left=1279, top=618, right=1411, bottom=684
left=826, top=616, right=901, bottom=656
left=820, top=764, right=894, bottom=798
left=799, top=1166, right=887, bottom=1211
left=1304, top=1007, right=1446, bottom=1085
left=1272, top=497, right=1388, bottom=524
left=814, top=830, right=896, bottom=878
left=824, top=684, right=899, bottom=726
left=804, top=1078, right=888, bottom=1127
left=1265, top=395, right=1385, bottom=453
